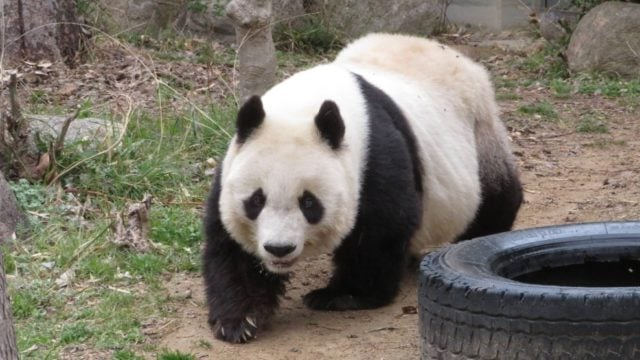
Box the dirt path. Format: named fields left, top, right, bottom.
left=155, top=41, right=640, bottom=359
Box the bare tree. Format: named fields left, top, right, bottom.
left=0, top=250, right=18, bottom=360
left=1, top=0, right=83, bottom=67
left=226, top=0, right=276, bottom=103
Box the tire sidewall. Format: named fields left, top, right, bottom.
left=420, top=221, right=640, bottom=322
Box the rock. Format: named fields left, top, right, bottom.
left=103, top=0, right=182, bottom=35
left=566, top=2, right=640, bottom=77
left=27, top=115, right=121, bottom=145
left=272, top=0, right=305, bottom=28
left=173, top=0, right=237, bottom=44
left=0, top=172, right=25, bottom=243
left=99, top=0, right=444, bottom=45
left=310, top=0, right=444, bottom=38
left=100, top=0, right=304, bottom=45
left=538, top=9, right=580, bottom=43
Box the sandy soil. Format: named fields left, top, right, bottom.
left=153, top=38, right=640, bottom=359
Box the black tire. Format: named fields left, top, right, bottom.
left=419, top=222, right=640, bottom=360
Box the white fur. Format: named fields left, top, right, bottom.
left=335, top=33, right=510, bottom=254
left=219, top=33, right=511, bottom=271
left=219, top=65, right=369, bottom=273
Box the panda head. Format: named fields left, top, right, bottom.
left=219, top=95, right=357, bottom=274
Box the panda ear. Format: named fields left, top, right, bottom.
left=314, top=100, right=345, bottom=150
left=236, top=95, right=265, bottom=144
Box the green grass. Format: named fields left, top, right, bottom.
left=520, top=43, right=569, bottom=79
left=583, top=139, right=627, bottom=149
left=576, top=76, right=640, bottom=98
left=8, top=210, right=178, bottom=357
left=274, top=16, right=343, bottom=54
left=114, top=350, right=146, bottom=360
left=576, top=113, right=609, bottom=133
left=516, top=42, right=640, bottom=103
left=9, top=179, right=49, bottom=212
left=60, top=322, right=93, bottom=345
left=517, top=100, right=559, bottom=120
left=196, top=339, right=212, bottom=350
left=550, top=78, right=572, bottom=98
left=52, top=100, right=234, bottom=203
left=494, top=78, right=518, bottom=89
left=157, top=350, right=197, bottom=360
left=6, top=86, right=235, bottom=357
left=496, top=91, right=522, bottom=101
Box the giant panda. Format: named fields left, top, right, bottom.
left=202, top=33, right=523, bottom=343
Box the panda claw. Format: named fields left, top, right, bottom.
left=220, top=326, right=226, bottom=337
left=244, top=328, right=252, bottom=338
left=246, top=316, right=257, bottom=328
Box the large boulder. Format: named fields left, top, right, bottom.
left=538, top=8, right=580, bottom=44
left=99, top=0, right=444, bottom=44
left=566, top=2, right=640, bottom=77
left=310, top=0, right=444, bottom=38
left=27, top=115, right=121, bottom=145
left=99, top=0, right=304, bottom=44
left=0, top=172, right=24, bottom=243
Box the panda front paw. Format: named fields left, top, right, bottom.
left=211, top=316, right=259, bottom=344
left=304, top=287, right=392, bottom=310
left=303, top=288, right=361, bottom=310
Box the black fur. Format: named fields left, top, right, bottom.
left=315, top=100, right=345, bottom=149
left=202, top=168, right=287, bottom=343
left=236, top=96, right=265, bottom=144
left=299, top=190, right=324, bottom=224
left=264, top=244, right=296, bottom=257
left=457, top=156, right=523, bottom=241
left=303, top=74, right=423, bottom=311
left=243, top=188, right=266, bottom=220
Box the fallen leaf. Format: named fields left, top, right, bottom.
left=55, top=269, right=75, bottom=288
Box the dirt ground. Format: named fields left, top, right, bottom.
left=154, top=37, right=640, bottom=359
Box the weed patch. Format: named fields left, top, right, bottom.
left=584, top=139, right=627, bottom=149
left=517, top=101, right=559, bottom=120
left=520, top=43, right=569, bottom=79
left=496, top=92, right=522, bottom=101
left=60, top=322, right=94, bottom=345
left=7, top=92, right=234, bottom=357
left=550, top=78, right=572, bottom=98
left=157, top=350, right=197, bottom=360
left=274, top=16, right=343, bottom=54
left=114, top=350, right=147, bottom=360
left=576, top=113, right=609, bottom=133
left=576, top=76, right=640, bottom=98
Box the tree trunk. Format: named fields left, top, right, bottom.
left=0, top=251, right=18, bottom=360
left=1, top=0, right=83, bottom=67
left=226, top=0, right=276, bottom=103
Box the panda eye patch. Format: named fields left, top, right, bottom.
left=244, top=188, right=266, bottom=220
left=299, top=191, right=324, bottom=224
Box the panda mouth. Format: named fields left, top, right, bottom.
left=267, top=259, right=297, bottom=270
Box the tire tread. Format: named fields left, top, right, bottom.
left=419, top=223, right=640, bottom=359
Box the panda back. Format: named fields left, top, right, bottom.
left=335, top=34, right=504, bottom=251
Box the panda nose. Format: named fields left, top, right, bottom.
left=264, top=244, right=296, bottom=258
